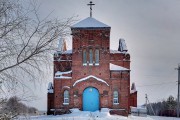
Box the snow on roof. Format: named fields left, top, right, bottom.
left=130, top=90, right=137, bottom=94
left=55, top=49, right=72, bottom=55
left=62, top=49, right=72, bottom=54
left=130, top=83, right=137, bottom=94
left=73, top=75, right=109, bottom=87
left=118, top=39, right=128, bottom=52
left=110, top=49, right=126, bottom=54
left=71, top=17, right=110, bottom=28
left=55, top=76, right=72, bottom=79
left=55, top=70, right=72, bottom=76
left=110, top=63, right=130, bottom=71
left=47, top=82, right=53, bottom=93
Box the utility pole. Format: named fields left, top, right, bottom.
left=145, top=94, right=148, bottom=108
left=176, top=64, right=180, bottom=117
left=145, top=94, right=156, bottom=116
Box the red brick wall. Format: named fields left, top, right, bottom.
left=130, top=92, right=137, bottom=107
left=71, top=29, right=111, bottom=83
left=47, top=93, right=54, bottom=114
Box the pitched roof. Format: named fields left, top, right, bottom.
left=71, top=17, right=110, bottom=28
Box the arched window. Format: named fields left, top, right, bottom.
left=83, top=49, right=87, bottom=66
left=89, top=49, right=93, bottom=65
left=63, top=90, right=69, bottom=105
left=95, top=49, right=99, bottom=65
left=113, top=91, right=119, bottom=104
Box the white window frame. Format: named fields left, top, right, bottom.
left=63, top=90, right=69, bottom=105
left=113, top=91, right=119, bottom=104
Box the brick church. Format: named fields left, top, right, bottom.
left=47, top=2, right=137, bottom=116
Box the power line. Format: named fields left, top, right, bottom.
left=136, top=81, right=177, bottom=87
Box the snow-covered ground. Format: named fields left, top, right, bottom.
left=17, top=109, right=180, bottom=120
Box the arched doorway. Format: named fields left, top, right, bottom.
left=83, top=87, right=99, bottom=111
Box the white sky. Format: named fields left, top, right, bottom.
left=25, top=0, right=180, bottom=111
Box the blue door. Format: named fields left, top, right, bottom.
left=83, top=87, right=99, bottom=111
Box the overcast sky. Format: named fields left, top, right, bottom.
left=26, top=0, right=180, bottom=110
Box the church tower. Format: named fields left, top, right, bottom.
left=71, top=16, right=111, bottom=83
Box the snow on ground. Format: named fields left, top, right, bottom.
left=149, top=116, right=180, bottom=120
left=17, top=109, right=180, bottom=120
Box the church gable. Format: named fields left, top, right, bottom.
left=73, top=75, right=109, bottom=87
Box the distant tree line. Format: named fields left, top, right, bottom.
left=0, top=96, right=38, bottom=119
left=147, top=95, right=178, bottom=117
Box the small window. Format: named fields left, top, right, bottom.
left=113, top=91, right=119, bottom=104
left=63, top=90, right=69, bottom=105
left=83, top=49, right=87, bottom=66
left=95, top=49, right=99, bottom=65
left=89, top=49, right=93, bottom=65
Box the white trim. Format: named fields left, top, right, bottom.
left=73, top=75, right=109, bottom=87
left=89, top=63, right=93, bottom=66
left=95, top=63, right=99, bottom=66
left=63, top=86, right=70, bottom=89
left=63, top=103, right=69, bottom=105
left=113, top=103, right=119, bottom=105
left=83, top=63, right=87, bottom=66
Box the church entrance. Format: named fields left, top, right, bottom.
left=83, top=87, right=99, bottom=111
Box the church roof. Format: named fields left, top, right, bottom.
left=110, top=63, right=130, bottom=71
left=71, top=17, right=110, bottom=28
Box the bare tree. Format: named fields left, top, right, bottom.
left=0, top=0, right=73, bottom=118
left=0, top=0, right=73, bottom=91
left=0, top=96, right=38, bottom=119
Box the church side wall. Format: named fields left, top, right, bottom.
left=130, top=92, right=137, bottom=107
left=47, top=93, right=54, bottom=115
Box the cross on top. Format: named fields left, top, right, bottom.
left=87, top=1, right=95, bottom=17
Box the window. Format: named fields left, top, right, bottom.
left=95, top=49, right=99, bottom=65
left=83, top=49, right=87, bottom=66
left=63, top=90, right=69, bottom=105
left=113, top=91, right=119, bottom=104
left=89, top=49, right=93, bottom=65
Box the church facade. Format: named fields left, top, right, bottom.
left=47, top=16, right=137, bottom=116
